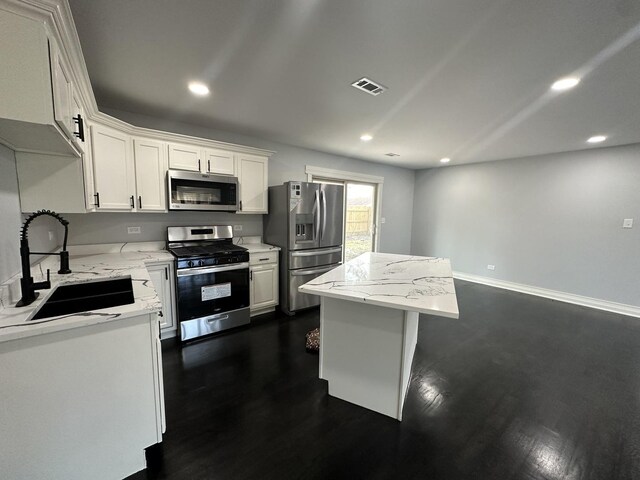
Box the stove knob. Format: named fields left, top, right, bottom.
left=188, top=260, right=194, bottom=268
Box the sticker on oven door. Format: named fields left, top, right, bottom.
left=201, top=282, right=231, bottom=301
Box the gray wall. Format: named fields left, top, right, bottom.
left=65, top=211, right=262, bottom=245
left=70, top=107, right=416, bottom=253
left=411, top=143, right=640, bottom=307
left=0, top=144, right=21, bottom=283
left=0, top=143, right=61, bottom=284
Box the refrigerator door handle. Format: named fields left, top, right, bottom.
left=314, top=189, right=321, bottom=241
left=321, top=189, right=327, bottom=240
left=290, top=264, right=339, bottom=276
left=291, top=247, right=342, bottom=257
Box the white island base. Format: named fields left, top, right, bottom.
left=300, top=252, right=460, bottom=421
left=320, top=297, right=419, bottom=420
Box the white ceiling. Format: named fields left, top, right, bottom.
left=69, top=0, right=640, bottom=169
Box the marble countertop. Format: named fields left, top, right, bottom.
left=0, top=250, right=173, bottom=344
left=237, top=242, right=280, bottom=254
left=299, top=252, right=459, bottom=318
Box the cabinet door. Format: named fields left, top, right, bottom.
left=134, top=138, right=167, bottom=212
left=147, top=264, right=175, bottom=332
left=250, top=264, right=278, bottom=311
left=237, top=154, right=268, bottom=214
left=91, top=125, right=135, bottom=210
left=50, top=44, right=74, bottom=138
left=71, top=88, right=86, bottom=153
left=167, top=143, right=201, bottom=172
left=203, top=148, right=235, bottom=175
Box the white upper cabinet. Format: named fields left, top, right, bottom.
left=91, top=124, right=135, bottom=211
left=167, top=142, right=201, bottom=172
left=236, top=154, right=268, bottom=214
left=134, top=138, right=167, bottom=212
left=0, top=9, right=79, bottom=156
left=202, top=148, right=235, bottom=176
left=168, top=143, right=238, bottom=176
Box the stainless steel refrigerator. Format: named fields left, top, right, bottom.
left=264, top=181, right=344, bottom=315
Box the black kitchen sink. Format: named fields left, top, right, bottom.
left=30, top=276, right=135, bottom=320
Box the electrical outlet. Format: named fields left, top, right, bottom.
left=233, top=225, right=243, bottom=232
left=380, top=217, right=386, bottom=224
left=487, top=264, right=496, bottom=271
left=623, top=218, right=633, bottom=229
left=127, top=226, right=141, bottom=234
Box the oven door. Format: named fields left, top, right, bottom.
left=176, top=263, right=250, bottom=322
left=168, top=170, right=238, bottom=211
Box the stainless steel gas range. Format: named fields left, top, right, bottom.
left=167, top=225, right=250, bottom=342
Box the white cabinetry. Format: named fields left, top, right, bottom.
left=146, top=261, right=177, bottom=338
left=168, top=143, right=236, bottom=176
left=0, top=8, right=80, bottom=156
left=250, top=250, right=279, bottom=316
left=0, top=313, right=165, bottom=480
left=134, top=138, right=167, bottom=212
left=91, top=124, right=136, bottom=211
left=237, top=154, right=268, bottom=214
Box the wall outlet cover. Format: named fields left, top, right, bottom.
left=233, top=225, right=243, bottom=231
left=127, top=226, right=141, bottom=234
left=623, top=218, right=633, bottom=228
left=487, top=264, right=496, bottom=271
left=381, top=217, right=386, bottom=224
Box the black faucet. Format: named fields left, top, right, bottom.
left=16, top=210, right=72, bottom=307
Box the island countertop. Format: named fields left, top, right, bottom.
left=0, top=250, right=174, bottom=344
left=298, top=252, right=459, bottom=318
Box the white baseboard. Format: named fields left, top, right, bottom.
left=453, top=271, right=640, bottom=319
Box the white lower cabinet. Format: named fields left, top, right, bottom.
left=146, top=261, right=177, bottom=338
left=0, top=313, right=164, bottom=480
left=250, top=251, right=279, bottom=316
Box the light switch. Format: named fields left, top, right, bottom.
left=623, top=218, right=633, bottom=229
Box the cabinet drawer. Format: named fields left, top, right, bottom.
left=250, top=251, right=278, bottom=266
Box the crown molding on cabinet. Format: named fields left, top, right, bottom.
left=2, top=0, right=274, bottom=159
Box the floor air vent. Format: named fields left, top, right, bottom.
left=351, top=77, right=387, bottom=96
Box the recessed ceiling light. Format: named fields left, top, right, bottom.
left=360, top=134, right=373, bottom=142
left=551, top=77, right=580, bottom=91
left=188, top=81, right=210, bottom=96
left=440, top=157, right=451, bottom=163
left=587, top=135, right=607, bottom=144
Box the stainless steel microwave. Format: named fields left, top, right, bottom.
left=167, top=169, right=239, bottom=211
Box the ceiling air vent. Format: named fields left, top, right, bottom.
left=385, top=152, right=400, bottom=157
left=351, top=77, right=387, bottom=96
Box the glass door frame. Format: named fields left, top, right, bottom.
left=306, top=166, right=384, bottom=258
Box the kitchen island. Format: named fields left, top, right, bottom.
left=299, top=252, right=459, bottom=420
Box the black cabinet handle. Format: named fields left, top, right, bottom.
left=250, top=270, right=253, bottom=281
left=73, top=114, right=84, bottom=142
left=198, top=159, right=201, bottom=171
left=130, top=195, right=135, bottom=208
left=239, top=200, right=243, bottom=211
left=165, top=267, right=168, bottom=280
left=207, top=159, right=211, bottom=172
left=138, top=196, right=142, bottom=209
left=93, top=192, right=100, bottom=208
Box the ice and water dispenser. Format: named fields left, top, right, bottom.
left=290, top=182, right=315, bottom=242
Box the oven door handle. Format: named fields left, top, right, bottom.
left=176, top=262, right=250, bottom=277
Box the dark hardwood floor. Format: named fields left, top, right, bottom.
left=128, top=280, right=640, bottom=480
